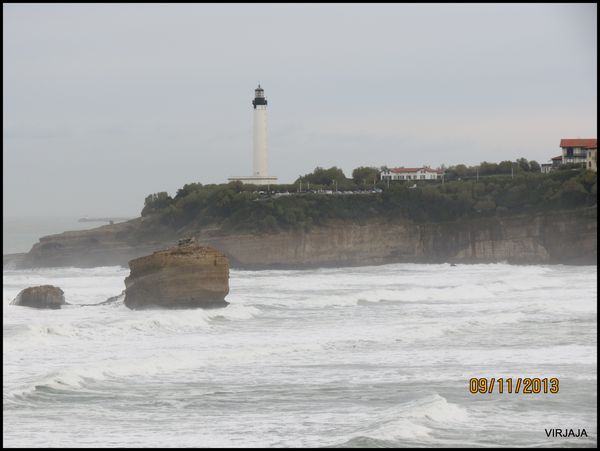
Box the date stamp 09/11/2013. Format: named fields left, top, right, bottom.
left=469, top=378, right=591, bottom=440
left=469, top=377, right=559, bottom=394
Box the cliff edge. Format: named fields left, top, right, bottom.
left=12, top=206, right=597, bottom=269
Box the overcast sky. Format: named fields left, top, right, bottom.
left=3, top=3, right=597, bottom=217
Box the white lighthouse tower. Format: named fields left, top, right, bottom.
left=228, top=84, right=278, bottom=185
left=252, top=84, right=268, bottom=177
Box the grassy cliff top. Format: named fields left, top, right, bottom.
left=141, top=169, right=597, bottom=234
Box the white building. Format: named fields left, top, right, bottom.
left=560, top=138, right=597, bottom=166
left=380, top=167, right=443, bottom=181
left=542, top=138, right=597, bottom=173
left=587, top=148, right=597, bottom=172
left=229, top=85, right=278, bottom=185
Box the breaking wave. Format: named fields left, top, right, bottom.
left=333, top=394, right=469, bottom=446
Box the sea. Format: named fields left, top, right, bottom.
left=2, top=258, right=597, bottom=447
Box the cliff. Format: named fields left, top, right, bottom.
left=13, top=207, right=597, bottom=269
left=14, top=217, right=174, bottom=268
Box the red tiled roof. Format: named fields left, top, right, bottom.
left=560, top=139, right=597, bottom=149
left=388, top=167, right=443, bottom=174
left=389, top=167, right=421, bottom=173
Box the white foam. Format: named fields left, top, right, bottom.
left=356, top=394, right=469, bottom=442
left=2, top=262, right=597, bottom=448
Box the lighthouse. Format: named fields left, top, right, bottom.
left=252, top=84, right=268, bottom=177
left=228, top=85, right=278, bottom=185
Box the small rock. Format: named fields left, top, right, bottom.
left=11, top=285, right=66, bottom=309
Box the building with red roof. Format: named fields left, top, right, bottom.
left=560, top=138, right=596, bottom=166
left=542, top=138, right=597, bottom=172
left=559, top=139, right=597, bottom=149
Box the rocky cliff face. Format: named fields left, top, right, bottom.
left=123, top=239, right=229, bottom=309
left=13, top=207, right=597, bottom=269
left=204, top=207, right=596, bottom=267
left=17, top=217, right=173, bottom=268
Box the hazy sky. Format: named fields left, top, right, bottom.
left=3, top=3, right=597, bottom=217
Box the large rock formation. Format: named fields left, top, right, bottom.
left=11, top=285, right=66, bottom=309
left=13, top=206, right=597, bottom=269
left=123, top=239, right=229, bottom=309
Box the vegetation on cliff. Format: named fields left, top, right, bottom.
left=141, top=165, right=596, bottom=234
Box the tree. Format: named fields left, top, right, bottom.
left=558, top=162, right=586, bottom=170
left=498, top=160, right=513, bottom=174
left=175, top=183, right=203, bottom=200
left=554, top=178, right=589, bottom=207
left=296, top=166, right=347, bottom=186
left=479, top=161, right=499, bottom=176
left=141, top=192, right=173, bottom=216
left=453, top=164, right=469, bottom=178
left=352, top=166, right=380, bottom=186
left=529, top=160, right=541, bottom=172
left=227, top=180, right=244, bottom=193
left=516, top=157, right=530, bottom=172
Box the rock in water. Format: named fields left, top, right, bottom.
left=124, top=239, right=229, bottom=309
left=11, top=285, right=66, bottom=309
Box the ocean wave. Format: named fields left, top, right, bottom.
left=5, top=351, right=205, bottom=403
left=333, top=394, right=469, bottom=446
left=4, top=368, right=110, bottom=405
left=4, top=303, right=262, bottom=345
left=356, top=285, right=495, bottom=304
left=114, top=304, right=261, bottom=333
left=327, top=436, right=396, bottom=448
left=245, top=284, right=497, bottom=309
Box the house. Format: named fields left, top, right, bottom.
left=551, top=155, right=564, bottom=169
left=560, top=138, right=597, bottom=166
left=380, top=167, right=443, bottom=181
left=587, top=148, right=597, bottom=172
left=541, top=139, right=597, bottom=173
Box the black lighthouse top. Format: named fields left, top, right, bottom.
left=252, top=84, right=267, bottom=109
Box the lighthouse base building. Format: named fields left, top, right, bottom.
left=229, top=84, right=278, bottom=186
left=227, top=175, right=279, bottom=185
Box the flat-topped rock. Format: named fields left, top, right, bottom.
left=11, top=285, right=66, bottom=309
left=124, top=239, right=229, bottom=309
